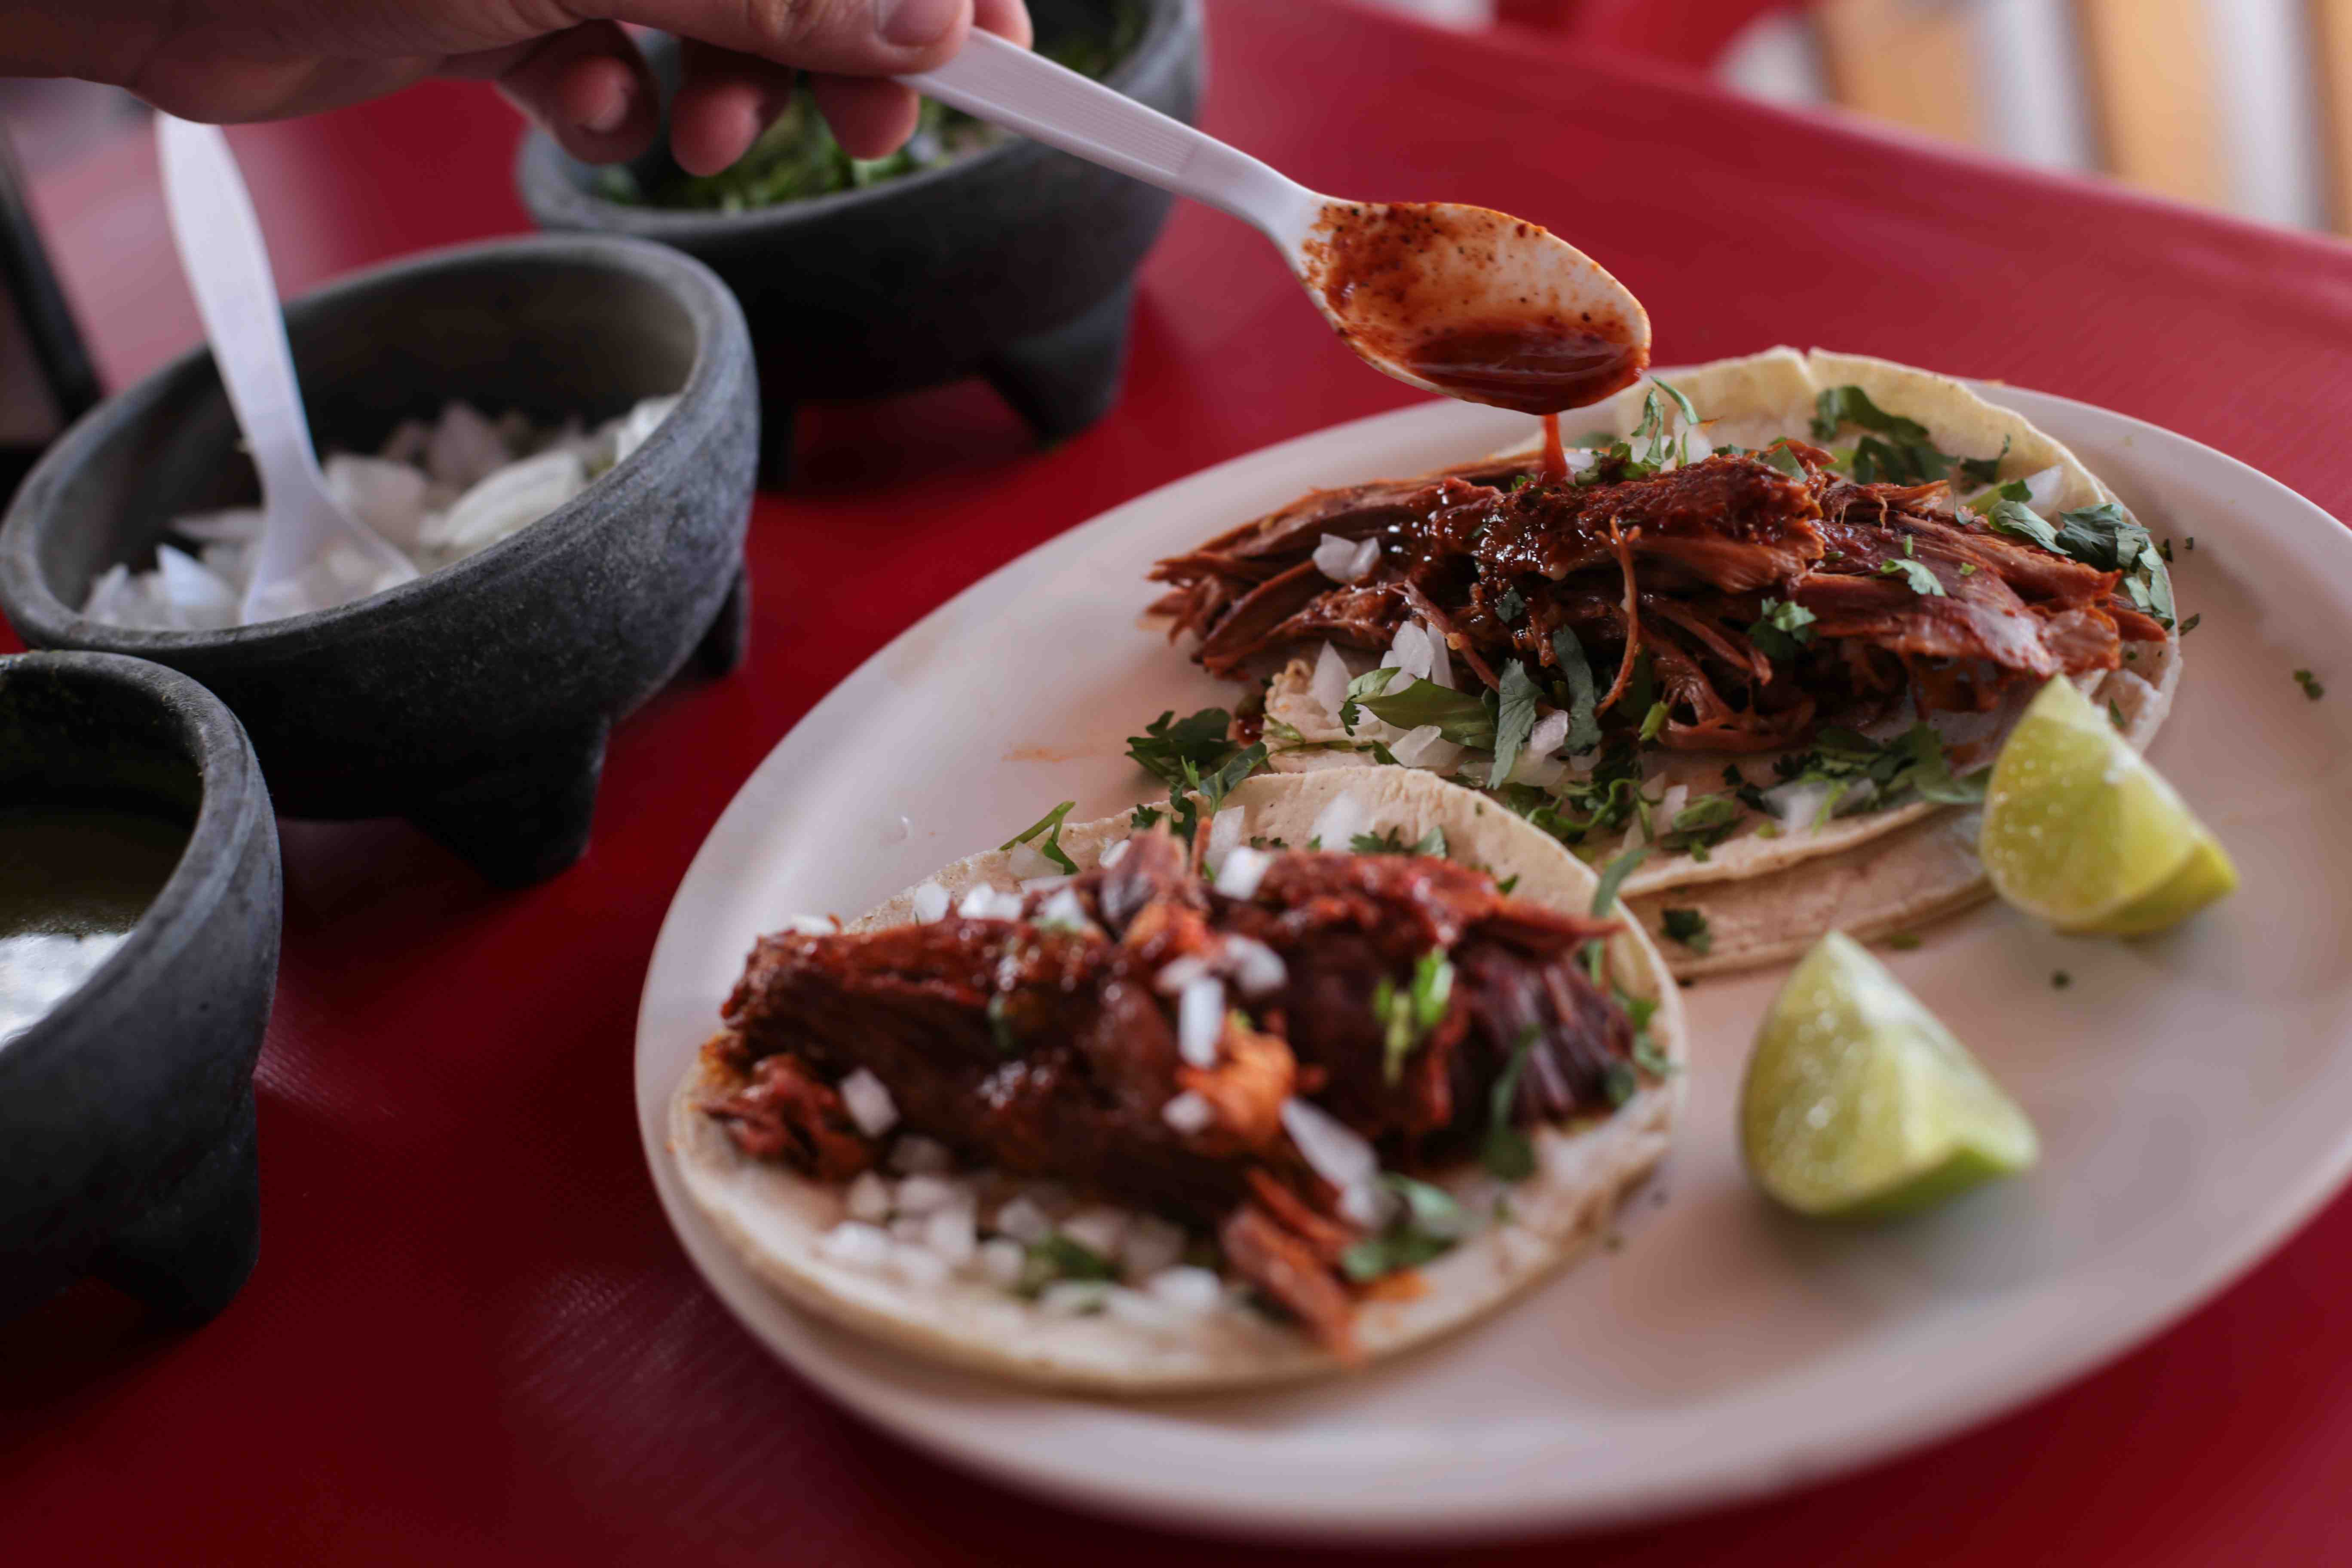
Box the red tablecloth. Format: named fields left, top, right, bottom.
left=9, top=3, right=2352, bottom=1559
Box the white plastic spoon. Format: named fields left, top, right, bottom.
left=155, top=116, right=416, bottom=624
left=904, top=33, right=1651, bottom=416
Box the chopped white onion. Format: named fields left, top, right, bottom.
left=888, top=1134, right=953, bottom=1175
left=838, top=1068, right=899, bottom=1138
left=1204, top=805, right=1245, bottom=871
left=1017, top=873, right=1072, bottom=894
left=781, top=913, right=839, bottom=935
left=1004, top=841, right=1055, bottom=879
left=1659, top=784, right=1690, bottom=829
left=1311, top=642, right=1352, bottom=719
left=956, top=885, right=1024, bottom=921
left=1102, top=1286, right=1176, bottom=1331
left=1312, top=532, right=1381, bottom=583
left=993, top=1196, right=1052, bottom=1244
left=910, top=881, right=950, bottom=922
left=1507, top=752, right=1568, bottom=790
left=892, top=1173, right=959, bottom=1215
left=1214, top=845, right=1271, bottom=900
left=1177, top=975, right=1227, bottom=1068
left=1388, top=723, right=1447, bottom=769
left=2021, top=463, right=2064, bottom=511
left=1223, top=936, right=1288, bottom=997
left=1308, top=792, right=1367, bottom=853
left=889, top=1215, right=927, bottom=1243
left=1381, top=621, right=1433, bottom=683
left=1035, top=887, right=1093, bottom=932
left=1424, top=621, right=1456, bottom=689
left=1760, top=779, right=1834, bottom=836
left=1099, top=838, right=1130, bottom=867
left=1562, top=447, right=1598, bottom=476
left=1146, top=1266, right=1224, bottom=1316
left=976, top=1237, right=1026, bottom=1288
left=1337, top=1180, right=1396, bottom=1231
left=817, top=1222, right=893, bottom=1272
left=1161, top=1090, right=1215, bottom=1135
left=1281, top=1097, right=1380, bottom=1194
left=923, top=1202, right=978, bottom=1266
left=1527, top=709, right=1570, bottom=757
left=1061, top=1207, right=1128, bottom=1258
left=1153, top=954, right=1213, bottom=996
left=844, top=1171, right=892, bottom=1223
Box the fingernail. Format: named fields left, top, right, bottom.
left=876, top=0, right=964, bottom=47
left=579, top=86, right=631, bottom=135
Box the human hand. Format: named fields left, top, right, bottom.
left=5, top=0, right=1033, bottom=172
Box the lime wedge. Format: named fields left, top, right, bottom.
left=1978, top=676, right=2237, bottom=935
left=1741, top=932, right=2039, bottom=1218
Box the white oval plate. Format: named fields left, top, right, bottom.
left=636, top=384, right=2352, bottom=1540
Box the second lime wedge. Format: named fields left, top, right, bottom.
left=1978, top=676, right=2236, bottom=934
left=1741, top=932, right=2039, bottom=1219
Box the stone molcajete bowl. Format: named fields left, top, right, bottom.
left=516, top=0, right=1203, bottom=482
left=0, top=234, right=755, bottom=885
left=0, top=650, right=279, bottom=1324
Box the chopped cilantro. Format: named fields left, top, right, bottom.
left=1496, top=873, right=1520, bottom=895
left=1351, top=673, right=1497, bottom=748
left=1375, top=949, right=1455, bottom=1083
left=1018, top=1233, right=1120, bottom=1296
left=1341, top=1173, right=1470, bottom=1281
left=2052, top=970, right=2072, bottom=990
left=1770, top=723, right=1984, bottom=809
left=1747, top=597, right=1819, bottom=663
left=1885, top=932, right=1922, bottom=951
left=1638, top=699, right=1671, bottom=743
left=1602, top=1062, right=1639, bottom=1107
left=1812, top=385, right=1930, bottom=444
left=1130, top=804, right=1162, bottom=830
left=1956, top=436, right=2011, bottom=486
left=1125, top=708, right=1236, bottom=787
left=1959, top=563, right=1978, bottom=576
left=1902, top=534, right=1916, bottom=557
left=1878, top=558, right=1947, bottom=597
left=1481, top=1029, right=1537, bottom=1180
left=2296, top=668, right=2325, bottom=701
left=1352, top=824, right=1447, bottom=858
left=1166, top=742, right=1270, bottom=848
left=1591, top=845, right=1649, bottom=916
left=2180, top=613, right=2201, bottom=635
left=1760, top=442, right=1808, bottom=479
left=2054, top=502, right=2174, bottom=628
left=1659, top=907, right=1711, bottom=954
left=1495, top=585, right=1526, bottom=622
left=1001, top=800, right=1079, bottom=874
left=986, top=992, right=1019, bottom=1055
left=1550, top=625, right=1603, bottom=755
left=1488, top=658, right=1541, bottom=788
left=1985, top=497, right=2061, bottom=553
left=2108, top=699, right=2126, bottom=730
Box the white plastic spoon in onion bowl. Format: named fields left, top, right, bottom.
left=155, top=116, right=416, bottom=625
left=904, top=32, right=1651, bottom=417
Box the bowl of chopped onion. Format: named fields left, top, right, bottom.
left=0, top=232, right=755, bottom=885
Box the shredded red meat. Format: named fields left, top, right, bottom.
left=705, top=828, right=1635, bottom=1354
left=1149, top=440, right=2164, bottom=748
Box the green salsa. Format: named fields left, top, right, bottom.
left=600, top=2, right=1147, bottom=212
left=0, top=805, right=190, bottom=1045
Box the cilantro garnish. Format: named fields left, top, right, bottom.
left=1759, top=442, right=1807, bottom=479
left=1662, top=793, right=1741, bottom=852
left=2054, top=502, right=2175, bottom=628
left=2052, top=971, right=2072, bottom=990
left=2180, top=613, right=2201, bottom=636
left=1638, top=699, right=1670, bottom=743
left=1166, top=741, right=1269, bottom=848
left=1375, top=948, right=1455, bottom=1084
left=1482, top=1029, right=1537, bottom=1180
left=1495, top=585, right=1525, bottom=622
left=2296, top=668, right=2326, bottom=701
left=1590, top=845, right=1649, bottom=917
left=1126, top=708, right=1237, bottom=787
left=1770, top=723, right=1984, bottom=810
left=1350, top=674, right=1498, bottom=748
left=1957, top=436, right=2011, bottom=486
left=1886, top=932, right=1922, bottom=950
left=1550, top=625, right=1602, bottom=754
left=1129, top=803, right=1162, bottom=830
left=1747, top=597, right=1818, bottom=663
left=1659, top=908, right=1710, bottom=953
left=1878, top=558, right=1946, bottom=597
left=1496, top=873, right=1520, bottom=895
left=1984, top=497, right=2061, bottom=553
left=1018, top=1233, right=1121, bottom=1296
left=1811, top=385, right=1994, bottom=489
left=1352, top=824, right=1447, bottom=858
left=1487, top=658, right=1541, bottom=788
left=1812, top=386, right=1930, bottom=445
left=1491, top=742, right=1645, bottom=848
left=1001, top=801, right=1079, bottom=874
left=1340, top=1174, right=1469, bottom=1281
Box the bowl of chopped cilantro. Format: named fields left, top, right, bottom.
left=515, top=0, right=1200, bottom=482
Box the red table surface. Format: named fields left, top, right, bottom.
left=9, top=3, right=2352, bottom=1560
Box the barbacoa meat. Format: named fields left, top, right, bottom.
left=704, top=829, right=1636, bottom=1359
left=1149, top=441, right=2168, bottom=750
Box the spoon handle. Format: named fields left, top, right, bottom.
left=903, top=31, right=1323, bottom=253
left=154, top=117, right=324, bottom=505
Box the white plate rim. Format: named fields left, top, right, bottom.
left=634, top=381, right=2352, bottom=1540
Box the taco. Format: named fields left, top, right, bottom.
left=670, top=769, right=1683, bottom=1392
left=1147, top=347, right=2181, bottom=975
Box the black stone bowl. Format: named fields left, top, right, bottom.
left=0, top=234, right=756, bottom=885
left=516, top=0, right=1203, bottom=483
left=0, top=650, right=279, bottom=1324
